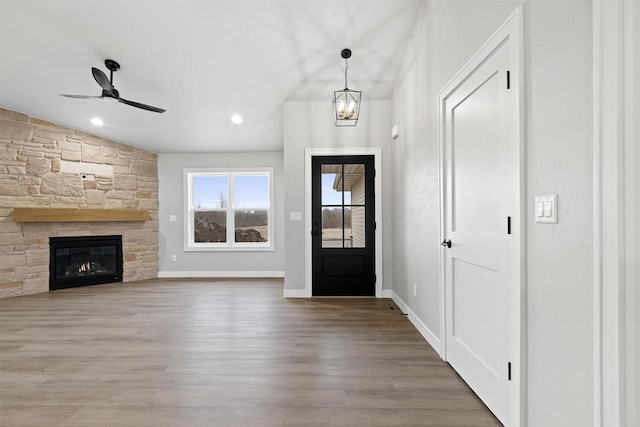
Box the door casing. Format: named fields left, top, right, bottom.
left=438, top=7, right=525, bottom=427
left=304, top=147, right=383, bottom=298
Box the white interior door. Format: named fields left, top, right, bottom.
left=440, top=14, right=521, bottom=426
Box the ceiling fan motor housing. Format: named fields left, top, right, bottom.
left=102, top=88, right=119, bottom=102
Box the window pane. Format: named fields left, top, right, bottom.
left=322, top=207, right=343, bottom=248
left=234, top=175, right=269, bottom=208
left=193, top=175, right=228, bottom=208
left=235, top=210, right=268, bottom=242
left=187, top=169, right=273, bottom=250
left=194, top=211, right=227, bottom=242
left=349, top=206, right=365, bottom=248
left=344, top=164, right=365, bottom=205
left=343, top=207, right=352, bottom=247
left=321, top=164, right=343, bottom=205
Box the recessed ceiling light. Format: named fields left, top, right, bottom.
left=91, top=117, right=104, bottom=126
left=231, top=114, right=243, bottom=125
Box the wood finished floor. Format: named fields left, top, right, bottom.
left=0, top=279, right=501, bottom=427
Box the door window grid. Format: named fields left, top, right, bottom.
left=321, top=164, right=365, bottom=248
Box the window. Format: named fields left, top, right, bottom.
left=185, top=168, right=273, bottom=251
left=321, top=163, right=366, bottom=248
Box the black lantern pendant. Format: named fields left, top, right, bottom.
left=333, top=49, right=362, bottom=127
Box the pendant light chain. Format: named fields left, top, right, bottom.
left=344, top=58, right=349, bottom=90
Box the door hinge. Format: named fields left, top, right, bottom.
left=374, top=169, right=377, bottom=178
left=374, top=222, right=377, bottom=230
left=374, top=274, right=377, bottom=283
left=507, top=70, right=511, bottom=89
left=508, top=362, right=512, bottom=381
left=507, top=216, right=511, bottom=235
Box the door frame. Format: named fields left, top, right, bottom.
left=438, top=7, right=525, bottom=426
left=304, top=147, right=383, bottom=298
left=592, top=1, right=638, bottom=425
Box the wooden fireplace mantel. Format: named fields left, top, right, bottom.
left=12, top=208, right=151, bottom=223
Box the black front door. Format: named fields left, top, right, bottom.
left=312, top=155, right=375, bottom=296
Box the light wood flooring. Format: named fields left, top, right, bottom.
left=0, top=279, right=501, bottom=426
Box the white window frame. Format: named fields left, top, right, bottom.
left=184, top=167, right=274, bottom=251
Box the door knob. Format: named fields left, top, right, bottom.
left=441, top=239, right=451, bottom=248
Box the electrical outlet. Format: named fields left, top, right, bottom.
left=171, top=255, right=177, bottom=262
left=413, top=283, right=417, bottom=296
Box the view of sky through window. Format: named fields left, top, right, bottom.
left=193, top=175, right=228, bottom=208
left=322, top=173, right=352, bottom=205
left=193, top=174, right=268, bottom=209
left=234, top=175, right=268, bottom=208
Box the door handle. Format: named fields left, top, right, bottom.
left=441, top=239, right=451, bottom=248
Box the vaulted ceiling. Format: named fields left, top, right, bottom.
left=0, top=1, right=423, bottom=153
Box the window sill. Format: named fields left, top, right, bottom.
left=184, top=245, right=275, bottom=252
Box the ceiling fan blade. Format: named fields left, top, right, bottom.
left=118, top=97, right=166, bottom=113
left=60, top=94, right=101, bottom=99
left=92, top=67, right=113, bottom=92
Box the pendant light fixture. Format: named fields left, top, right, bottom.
left=333, top=48, right=361, bottom=127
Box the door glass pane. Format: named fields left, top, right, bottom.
left=322, top=207, right=343, bottom=248
left=193, top=175, right=228, bottom=208
left=344, top=207, right=351, bottom=248
left=344, top=186, right=351, bottom=205
left=194, top=211, right=227, bottom=242
left=235, top=209, right=268, bottom=242
left=343, top=164, right=365, bottom=205
left=348, top=206, right=365, bottom=248
left=321, top=164, right=343, bottom=205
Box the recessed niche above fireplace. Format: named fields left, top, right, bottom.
left=49, top=235, right=123, bottom=290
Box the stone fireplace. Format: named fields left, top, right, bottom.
left=49, top=235, right=123, bottom=290
left=0, top=107, right=159, bottom=299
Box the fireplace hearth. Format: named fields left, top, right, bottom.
left=49, top=235, right=123, bottom=290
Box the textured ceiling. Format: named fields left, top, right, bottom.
left=0, top=0, right=423, bottom=153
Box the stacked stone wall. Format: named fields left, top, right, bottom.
left=0, top=107, right=158, bottom=298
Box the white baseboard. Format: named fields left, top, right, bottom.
left=391, top=291, right=442, bottom=357
left=283, top=289, right=311, bottom=298
left=285, top=289, right=390, bottom=298
left=157, top=271, right=284, bottom=278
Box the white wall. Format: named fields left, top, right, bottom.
left=625, top=1, right=639, bottom=424
left=282, top=101, right=393, bottom=291
left=157, top=152, right=285, bottom=276
left=391, top=1, right=593, bottom=426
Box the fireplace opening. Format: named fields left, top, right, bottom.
left=50, top=235, right=123, bottom=290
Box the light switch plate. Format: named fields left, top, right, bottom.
left=169, top=215, right=177, bottom=222
left=534, top=195, right=558, bottom=224
left=289, top=212, right=302, bottom=221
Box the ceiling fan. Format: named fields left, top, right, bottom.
left=60, top=59, right=165, bottom=113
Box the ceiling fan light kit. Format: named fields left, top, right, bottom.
left=60, top=59, right=166, bottom=113
left=332, top=48, right=361, bottom=127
